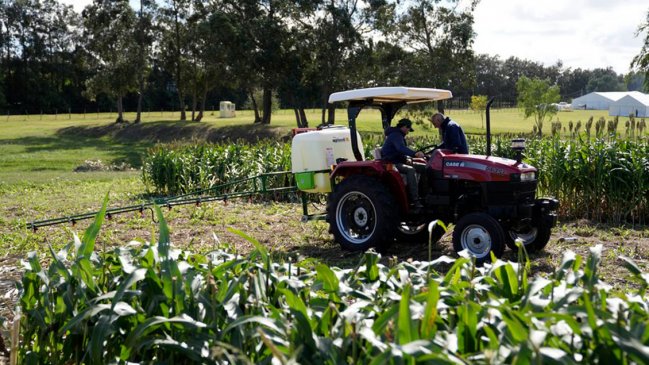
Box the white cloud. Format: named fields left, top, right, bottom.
left=58, top=0, right=91, bottom=12
left=473, top=0, right=648, bottom=74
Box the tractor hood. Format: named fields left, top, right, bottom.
left=428, top=150, right=537, bottom=182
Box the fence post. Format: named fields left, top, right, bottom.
left=68, top=108, right=71, bottom=120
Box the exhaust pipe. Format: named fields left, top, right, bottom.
left=486, top=97, right=495, bottom=157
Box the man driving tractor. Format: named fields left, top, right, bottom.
left=380, top=118, right=426, bottom=209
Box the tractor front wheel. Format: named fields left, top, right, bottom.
left=505, top=224, right=552, bottom=253
left=452, top=213, right=505, bottom=264
left=327, top=176, right=397, bottom=251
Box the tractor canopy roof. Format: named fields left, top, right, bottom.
left=328, top=87, right=452, bottom=105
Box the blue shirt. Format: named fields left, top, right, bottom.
left=439, top=118, right=468, bottom=154
left=380, top=127, right=416, bottom=164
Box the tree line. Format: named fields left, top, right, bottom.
left=1, top=0, right=648, bottom=126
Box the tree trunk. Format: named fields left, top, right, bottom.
left=250, top=90, right=261, bottom=123
left=293, top=108, right=300, bottom=127
left=116, top=96, right=124, bottom=123
left=327, top=104, right=335, bottom=125
left=196, top=87, right=207, bottom=122
left=299, top=108, right=308, bottom=127
left=191, top=92, right=197, bottom=121
left=135, top=89, right=143, bottom=124
left=177, top=91, right=186, bottom=121
left=261, top=86, right=272, bottom=124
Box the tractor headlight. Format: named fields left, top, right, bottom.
left=520, top=172, right=535, bottom=181
left=511, top=138, right=526, bottom=151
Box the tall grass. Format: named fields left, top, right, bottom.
left=15, top=204, right=649, bottom=364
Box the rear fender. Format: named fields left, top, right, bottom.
left=331, top=161, right=409, bottom=212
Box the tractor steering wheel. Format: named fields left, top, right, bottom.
left=416, top=144, right=438, bottom=156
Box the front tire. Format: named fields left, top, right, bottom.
left=452, top=213, right=505, bottom=264
left=505, top=224, right=552, bottom=253
left=327, top=176, right=398, bottom=251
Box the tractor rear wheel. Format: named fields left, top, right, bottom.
left=505, top=224, right=552, bottom=253
left=327, top=176, right=397, bottom=251
left=452, top=213, right=505, bottom=264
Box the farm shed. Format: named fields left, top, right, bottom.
left=571, top=92, right=631, bottom=110
left=609, top=92, right=649, bottom=117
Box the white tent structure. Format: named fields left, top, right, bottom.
left=609, top=93, right=649, bottom=117
left=571, top=92, right=632, bottom=110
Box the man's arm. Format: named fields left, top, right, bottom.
left=387, top=134, right=416, bottom=157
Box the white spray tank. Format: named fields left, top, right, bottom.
left=291, top=126, right=364, bottom=193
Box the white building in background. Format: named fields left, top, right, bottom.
left=571, top=92, right=639, bottom=110
left=220, top=101, right=236, bottom=118
left=609, top=93, right=649, bottom=117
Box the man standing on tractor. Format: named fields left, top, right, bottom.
left=430, top=113, right=469, bottom=154
left=380, top=118, right=426, bottom=209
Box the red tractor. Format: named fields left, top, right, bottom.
left=292, top=87, right=558, bottom=263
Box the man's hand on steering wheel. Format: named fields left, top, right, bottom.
left=416, top=144, right=438, bottom=157
left=414, top=151, right=425, bottom=158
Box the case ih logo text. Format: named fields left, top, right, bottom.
left=445, top=161, right=464, bottom=167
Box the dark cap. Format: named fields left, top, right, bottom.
left=396, top=118, right=414, bottom=132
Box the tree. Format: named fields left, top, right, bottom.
left=516, top=76, right=560, bottom=136
left=134, top=0, right=156, bottom=123
left=82, top=0, right=139, bottom=123
left=585, top=67, right=624, bottom=92
left=625, top=71, right=646, bottom=91
left=158, top=0, right=192, bottom=121
left=469, top=95, right=487, bottom=129
left=395, top=0, right=478, bottom=94
left=632, top=10, right=649, bottom=91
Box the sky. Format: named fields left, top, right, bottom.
left=472, top=0, right=648, bottom=74
left=60, top=0, right=649, bottom=75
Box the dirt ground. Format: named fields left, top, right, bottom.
left=1, top=199, right=648, bottom=357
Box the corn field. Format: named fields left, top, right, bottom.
left=15, top=202, right=649, bottom=364
left=143, top=135, right=649, bottom=225
left=142, top=141, right=292, bottom=195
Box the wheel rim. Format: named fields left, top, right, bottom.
left=397, top=223, right=426, bottom=236
left=508, top=227, right=538, bottom=246
left=460, top=224, right=492, bottom=258
left=336, top=191, right=377, bottom=245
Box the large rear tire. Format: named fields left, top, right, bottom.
left=505, top=224, right=552, bottom=253
left=327, top=176, right=398, bottom=251
left=452, top=213, right=505, bottom=264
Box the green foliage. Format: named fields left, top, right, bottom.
left=142, top=140, right=292, bottom=195
left=17, top=207, right=649, bottom=364
left=632, top=10, right=649, bottom=91
left=523, top=137, right=649, bottom=225
left=516, top=76, right=561, bottom=136
left=470, top=95, right=488, bottom=129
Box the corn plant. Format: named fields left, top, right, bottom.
left=15, top=198, right=649, bottom=364
left=142, top=140, right=292, bottom=195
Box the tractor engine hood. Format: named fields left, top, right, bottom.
left=428, top=150, right=537, bottom=182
